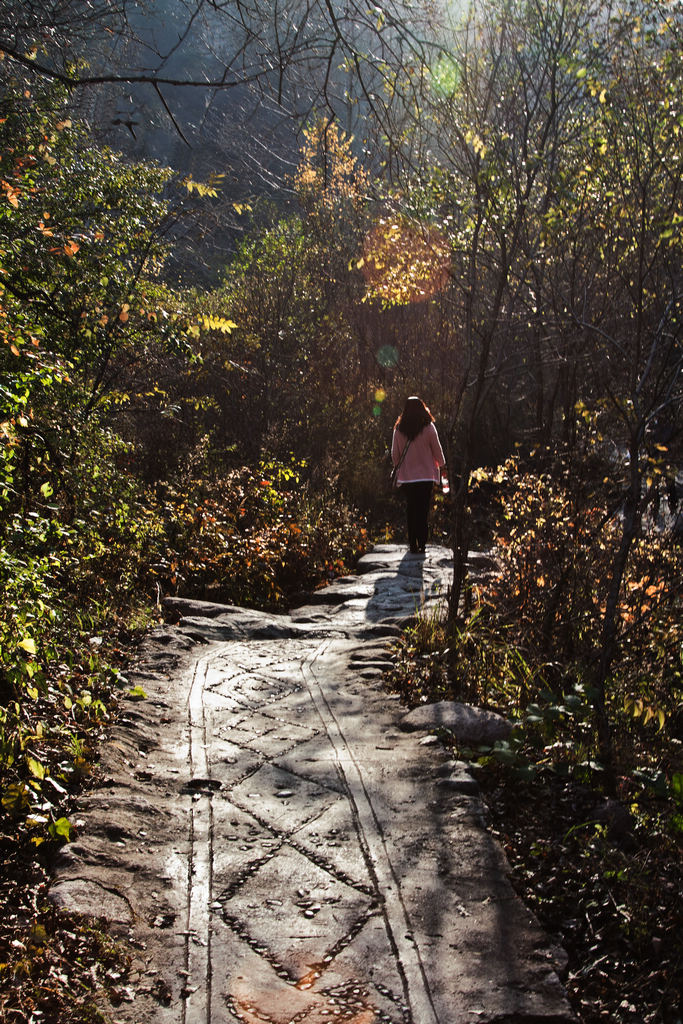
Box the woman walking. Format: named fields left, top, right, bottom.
left=391, top=396, right=446, bottom=554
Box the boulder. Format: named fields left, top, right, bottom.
left=399, top=701, right=512, bottom=745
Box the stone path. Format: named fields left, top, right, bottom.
left=51, top=545, right=575, bottom=1024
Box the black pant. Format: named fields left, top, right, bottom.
left=403, top=481, right=433, bottom=551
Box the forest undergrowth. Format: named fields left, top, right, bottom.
left=387, top=461, right=683, bottom=1024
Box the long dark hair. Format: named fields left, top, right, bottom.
left=395, top=396, right=434, bottom=441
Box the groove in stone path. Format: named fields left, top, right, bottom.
left=300, top=639, right=440, bottom=1024
left=184, top=649, right=215, bottom=1024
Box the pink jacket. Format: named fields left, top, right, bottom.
left=392, top=423, right=446, bottom=484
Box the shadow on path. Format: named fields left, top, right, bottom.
left=363, top=548, right=447, bottom=623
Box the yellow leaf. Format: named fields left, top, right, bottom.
left=18, top=637, right=37, bottom=654
left=201, top=315, right=237, bottom=334
left=26, top=756, right=45, bottom=780
left=184, top=177, right=218, bottom=198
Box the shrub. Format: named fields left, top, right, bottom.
left=155, top=458, right=369, bottom=610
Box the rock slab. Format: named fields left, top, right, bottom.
left=50, top=544, right=574, bottom=1024
left=400, top=700, right=513, bottom=745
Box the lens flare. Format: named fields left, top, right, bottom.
left=430, top=53, right=460, bottom=98
left=376, top=345, right=399, bottom=368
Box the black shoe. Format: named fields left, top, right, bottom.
left=418, top=544, right=426, bottom=553
left=409, top=543, right=418, bottom=553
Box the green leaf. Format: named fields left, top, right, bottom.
left=48, top=817, right=74, bottom=842
left=671, top=773, right=683, bottom=806
left=127, top=686, right=148, bottom=700
left=26, top=756, right=45, bottom=780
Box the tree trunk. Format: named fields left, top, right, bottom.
left=593, top=434, right=642, bottom=766
left=447, top=462, right=470, bottom=621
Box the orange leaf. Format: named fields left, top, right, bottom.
left=63, top=240, right=80, bottom=256
left=1, top=180, right=20, bottom=208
